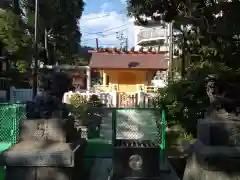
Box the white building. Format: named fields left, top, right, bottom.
left=133, top=17, right=170, bottom=52
left=133, top=16, right=182, bottom=82
left=132, top=16, right=171, bottom=88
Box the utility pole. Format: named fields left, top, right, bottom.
left=125, top=38, right=128, bottom=50
left=116, top=31, right=128, bottom=50
left=181, top=0, right=191, bottom=78
left=168, top=21, right=174, bottom=78
left=95, top=38, right=99, bottom=50
left=186, top=0, right=191, bottom=75
left=44, top=29, right=48, bottom=61
left=32, top=0, right=39, bottom=99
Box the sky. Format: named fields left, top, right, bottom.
left=79, top=0, right=135, bottom=49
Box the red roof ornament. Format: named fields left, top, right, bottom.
left=87, top=48, right=167, bottom=54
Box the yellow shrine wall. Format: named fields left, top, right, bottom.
left=99, top=69, right=156, bottom=92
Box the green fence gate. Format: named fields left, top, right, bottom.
left=0, top=103, right=26, bottom=180
left=84, top=107, right=167, bottom=174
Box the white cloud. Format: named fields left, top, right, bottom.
left=79, top=11, right=135, bottom=49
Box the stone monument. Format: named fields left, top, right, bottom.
left=0, top=70, right=86, bottom=180
left=183, top=74, right=240, bottom=180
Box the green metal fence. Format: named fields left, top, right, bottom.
left=84, top=108, right=167, bottom=158
left=0, top=103, right=26, bottom=149
left=0, top=103, right=26, bottom=180
left=112, top=108, right=166, bottom=148
left=83, top=107, right=167, bottom=178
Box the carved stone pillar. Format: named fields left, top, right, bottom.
left=103, top=72, right=107, bottom=86
left=86, top=67, right=91, bottom=91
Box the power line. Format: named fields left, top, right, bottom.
left=81, top=28, right=165, bottom=48
left=81, top=9, right=126, bottom=21
left=83, top=23, right=129, bottom=36
left=116, top=30, right=128, bottom=49
left=81, top=29, right=127, bottom=43
left=98, top=39, right=118, bottom=47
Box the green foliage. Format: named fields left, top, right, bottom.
left=68, top=94, right=104, bottom=126
left=23, top=0, right=85, bottom=64
left=127, top=0, right=240, bottom=71
left=0, top=9, right=33, bottom=71
left=1, top=0, right=85, bottom=70
left=154, top=62, right=234, bottom=137
left=128, top=0, right=240, bottom=139
left=68, top=93, right=87, bottom=108
left=180, top=132, right=194, bottom=141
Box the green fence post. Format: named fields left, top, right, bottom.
left=160, top=108, right=167, bottom=167
left=161, top=109, right=166, bottom=150
left=0, top=103, right=26, bottom=180
left=112, top=108, right=117, bottom=145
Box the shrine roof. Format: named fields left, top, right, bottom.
left=88, top=50, right=168, bottom=70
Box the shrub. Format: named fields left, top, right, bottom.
left=68, top=94, right=104, bottom=127
left=68, top=93, right=86, bottom=108
left=154, top=62, right=233, bottom=137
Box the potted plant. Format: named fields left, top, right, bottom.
left=68, top=94, right=104, bottom=139
left=99, top=48, right=104, bottom=52
left=104, top=47, right=109, bottom=52
left=166, top=125, right=191, bottom=179
left=130, top=47, right=135, bottom=54
left=85, top=95, right=104, bottom=138
left=148, top=47, right=153, bottom=52
left=122, top=47, right=127, bottom=52
left=107, top=48, right=113, bottom=53
left=115, top=48, right=120, bottom=53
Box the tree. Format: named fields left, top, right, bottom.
left=127, top=0, right=240, bottom=138
left=127, top=0, right=240, bottom=71
left=77, top=46, right=94, bottom=65
left=1, top=0, right=85, bottom=67
left=23, top=0, right=85, bottom=64
left=0, top=9, right=33, bottom=72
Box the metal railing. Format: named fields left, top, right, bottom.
left=137, top=27, right=167, bottom=43
left=0, top=103, right=26, bottom=147
left=92, top=85, right=111, bottom=92
left=143, top=86, right=161, bottom=93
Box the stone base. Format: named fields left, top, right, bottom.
left=0, top=139, right=87, bottom=180
left=5, top=166, right=71, bottom=180
left=0, top=141, right=74, bottom=167
left=183, top=141, right=240, bottom=180
left=183, top=153, right=240, bottom=180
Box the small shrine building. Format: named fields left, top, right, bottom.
left=88, top=49, right=168, bottom=92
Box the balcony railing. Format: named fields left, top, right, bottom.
left=92, top=85, right=111, bottom=92
left=137, top=27, right=167, bottom=44
left=92, top=84, right=163, bottom=94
